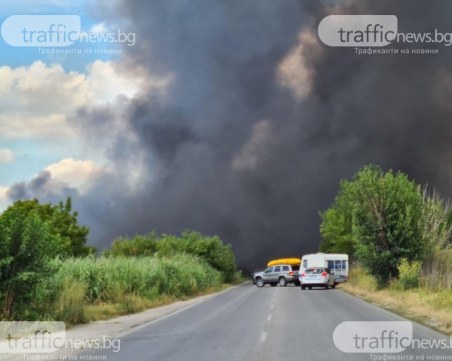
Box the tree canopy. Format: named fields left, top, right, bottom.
left=0, top=198, right=92, bottom=257
left=320, top=165, right=449, bottom=286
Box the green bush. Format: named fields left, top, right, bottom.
left=396, top=258, right=421, bottom=290
left=0, top=209, right=59, bottom=319
left=108, top=233, right=159, bottom=257
left=107, top=231, right=238, bottom=282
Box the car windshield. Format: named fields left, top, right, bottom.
left=305, top=268, right=325, bottom=274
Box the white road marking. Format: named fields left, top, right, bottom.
left=270, top=304, right=274, bottom=309
left=260, top=332, right=267, bottom=343
left=267, top=314, right=272, bottom=321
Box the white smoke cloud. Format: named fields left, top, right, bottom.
left=276, top=31, right=319, bottom=101
left=45, top=158, right=106, bottom=195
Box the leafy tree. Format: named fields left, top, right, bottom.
left=0, top=209, right=59, bottom=318
left=179, top=231, right=237, bottom=282
left=320, top=165, right=435, bottom=286
left=352, top=166, right=432, bottom=285
left=319, top=182, right=358, bottom=256
left=0, top=198, right=92, bottom=257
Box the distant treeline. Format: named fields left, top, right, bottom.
left=106, top=231, right=238, bottom=283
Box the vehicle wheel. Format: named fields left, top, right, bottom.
left=270, top=283, right=277, bottom=287
left=301, top=285, right=305, bottom=290
left=308, top=286, right=312, bottom=290
left=256, top=278, right=264, bottom=287
left=279, top=277, right=287, bottom=287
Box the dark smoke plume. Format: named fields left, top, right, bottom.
left=10, top=0, right=452, bottom=270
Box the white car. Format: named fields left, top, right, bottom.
left=299, top=267, right=335, bottom=290
left=301, top=253, right=348, bottom=284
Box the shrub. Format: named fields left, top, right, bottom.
left=396, top=258, right=421, bottom=290
left=0, top=211, right=58, bottom=319
left=107, top=231, right=238, bottom=282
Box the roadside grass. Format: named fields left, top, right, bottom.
left=342, top=266, right=452, bottom=335
left=83, top=284, right=232, bottom=322
left=33, top=254, right=234, bottom=324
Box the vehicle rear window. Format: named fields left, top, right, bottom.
left=305, top=268, right=325, bottom=274
left=292, top=265, right=300, bottom=271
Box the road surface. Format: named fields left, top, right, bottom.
left=80, top=283, right=451, bottom=361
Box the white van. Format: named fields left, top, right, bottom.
left=301, top=253, right=349, bottom=283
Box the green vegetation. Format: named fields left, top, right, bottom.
left=0, top=198, right=241, bottom=323
left=395, top=258, right=422, bottom=291
left=422, top=249, right=452, bottom=289
left=108, top=231, right=238, bottom=282
left=0, top=198, right=93, bottom=257
left=320, top=165, right=451, bottom=286
left=31, top=255, right=223, bottom=323
left=0, top=210, right=57, bottom=319
left=323, top=165, right=452, bottom=333
left=343, top=264, right=452, bottom=335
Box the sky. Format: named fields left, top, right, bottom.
left=0, top=0, right=142, bottom=207
left=2, top=0, right=452, bottom=269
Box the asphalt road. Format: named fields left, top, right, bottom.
left=80, top=283, right=451, bottom=361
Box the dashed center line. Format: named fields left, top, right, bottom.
left=270, top=304, right=274, bottom=309
left=267, top=314, right=272, bottom=321
left=260, top=332, right=267, bottom=343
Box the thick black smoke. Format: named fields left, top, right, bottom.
left=10, top=0, right=452, bottom=270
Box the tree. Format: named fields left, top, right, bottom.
left=352, top=166, right=430, bottom=285
left=0, top=209, right=58, bottom=318
left=319, top=181, right=358, bottom=256
left=320, top=165, right=434, bottom=286
left=0, top=198, right=93, bottom=257
left=179, top=231, right=237, bottom=282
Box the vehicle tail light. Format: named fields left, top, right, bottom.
left=289, top=271, right=294, bottom=276
left=321, top=272, right=327, bottom=277
left=301, top=273, right=305, bottom=278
